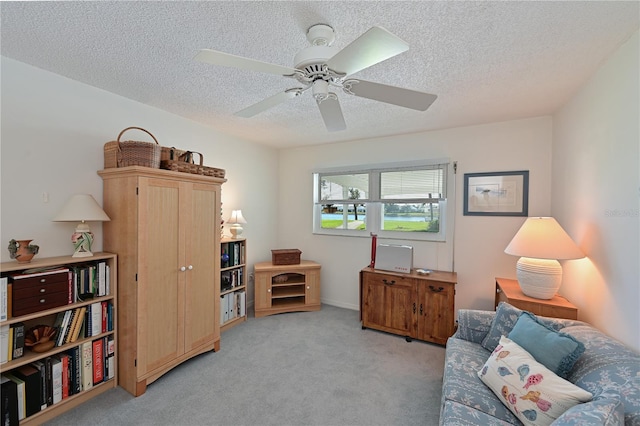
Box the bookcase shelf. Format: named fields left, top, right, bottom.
left=220, top=238, right=247, bottom=333
left=1, top=252, right=117, bottom=425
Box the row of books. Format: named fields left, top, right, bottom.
left=220, top=290, right=246, bottom=324
left=0, top=301, right=113, bottom=366
left=53, top=301, right=114, bottom=348
left=1, top=261, right=111, bottom=321
left=0, top=337, right=114, bottom=424
left=221, top=241, right=244, bottom=269
left=221, top=268, right=244, bottom=292
left=0, top=323, right=25, bottom=364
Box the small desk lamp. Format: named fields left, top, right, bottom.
left=227, top=210, right=247, bottom=239
left=53, top=194, right=110, bottom=257
left=504, top=217, right=584, bottom=299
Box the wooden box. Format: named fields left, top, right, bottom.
left=11, top=271, right=69, bottom=317
left=271, top=249, right=302, bottom=265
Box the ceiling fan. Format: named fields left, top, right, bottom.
left=195, top=24, right=437, bottom=132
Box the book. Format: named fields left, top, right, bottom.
left=30, top=360, right=47, bottom=410
left=0, top=325, right=8, bottom=364
left=12, top=364, right=41, bottom=417
left=11, top=322, right=25, bottom=359
left=81, top=341, right=93, bottom=391
left=101, top=301, right=107, bottom=333
left=9, top=267, right=69, bottom=280
left=44, top=357, right=53, bottom=406
left=7, top=325, right=14, bottom=362
left=55, top=310, right=73, bottom=347
left=59, top=353, right=70, bottom=399
left=105, top=335, right=115, bottom=380
left=66, top=346, right=81, bottom=396
left=1, top=277, right=7, bottom=321
left=69, top=306, right=86, bottom=343
left=4, top=374, right=25, bottom=420
left=98, top=261, right=106, bottom=296
left=90, top=302, right=102, bottom=336
left=51, top=356, right=62, bottom=405
left=92, top=339, right=104, bottom=385
left=1, top=375, right=18, bottom=425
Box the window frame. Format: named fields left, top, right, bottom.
left=313, top=159, right=451, bottom=242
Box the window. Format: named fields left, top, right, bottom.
left=313, top=160, right=450, bottom=241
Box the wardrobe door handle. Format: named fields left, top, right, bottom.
left=429, top=285, right=444, bottom=292
left=382, top=279, right=396, bottom=285
left=180, top=266, right=186, bottom=272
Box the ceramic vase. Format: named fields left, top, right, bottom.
left=8, top=239, right=40, bottom=263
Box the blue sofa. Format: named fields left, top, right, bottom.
left=440, top=303, right=640, bottom=425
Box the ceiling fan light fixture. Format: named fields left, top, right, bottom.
left=312, top=79, right=329, bottom=101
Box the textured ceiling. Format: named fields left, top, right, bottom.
left=1, top=1, right=638, bottom=148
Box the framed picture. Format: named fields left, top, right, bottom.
left=463, top=171, right=529, bottom=216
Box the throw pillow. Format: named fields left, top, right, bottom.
left=481, top=302, right=524, bottom=352
left=478, top=336, right=592, bottom=426
left=508, top=312, right=585, bottom=378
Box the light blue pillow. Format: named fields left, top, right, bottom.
left=481, top=302, right=524, bottom=352
left=508, top=311, right=585, bottom=378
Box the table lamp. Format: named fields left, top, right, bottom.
left=504, top=217, right=584, bottom=299
left=53, top=194, right=111, bottom=257
left=227, top=210, right=247, bottom=239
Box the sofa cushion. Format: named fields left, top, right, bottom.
left=443, top=337, right=521, bottom=424
left=551, top=394, right=624, bottom=425
left=441, top=400, right=517, bottom=426
left=478, top=336, right=592, bottom=426
left=481, top=302, right=567, bottom=353
left=560, top=325, right=640, bottom=425
left=508, top=312, right=585, bottom=378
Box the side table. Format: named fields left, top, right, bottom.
left=495, top=277, right=578, bottom=320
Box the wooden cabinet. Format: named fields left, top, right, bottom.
left=359, top=267, right=457, bottom=345
left=254, top=260, right=321, bottom=317
left=220, top=238, right=247, bottom=332
left=495, top=277, right=578, bottom=320
left=99, top=166, right=225, bottom=396
left=0, top=253, right=117, bottom=425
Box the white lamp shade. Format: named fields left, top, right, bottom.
left=227, top=210, right=247, bottom=224
left=53, top=194, right=110, bottom=222
left=504, top=217, right=583, bottom=260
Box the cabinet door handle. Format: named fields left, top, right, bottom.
left=307, top=286, right=310, bottom=289
left=40, top=298, right=46, bottom=304
left=413, top=302, right=416, bottom=314
left=180, top=266, right=186, bottom=272
left=382, top=279, right=396, bottom=285
left=187, top=265, right=193, bottom=270
left=267, top=289, right=271, bottom=293
left=429, top=285, right=444, bottom=292
left=420, top=303, right=423, bottom=315
left=40, top=288, right=46, bottom=293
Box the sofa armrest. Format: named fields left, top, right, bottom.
left=452, top=309, right=495, bottom=344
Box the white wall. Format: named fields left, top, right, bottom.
left=552, top=31, right=639, bottom=351
left=0, top=57, right=280, bottom=303
left=278, top=117, right=553, bottom=311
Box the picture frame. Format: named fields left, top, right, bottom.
left=463, top=170, right=529, bottom=216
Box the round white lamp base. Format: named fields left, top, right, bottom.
left=229, top=224, right=244, bottom=239
left=516, top=257, right=562, bottom=300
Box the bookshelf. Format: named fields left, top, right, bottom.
left=220, top=238, right=247, bottom=332
left=0, top=253, right=117, bottom=425
left=254, top=260, right=321, bottom=317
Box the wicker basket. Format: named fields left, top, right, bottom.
left=104, top=127, right=161, bottom=169
left=161, top=151, right=226, bottom=178
left=272, top=249, right=302, bottom=265
left=160, top=146, right=187, bottom=163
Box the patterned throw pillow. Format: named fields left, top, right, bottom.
left=508, top=312, right=585, bottom=378
left=478, top=336, right=592, bottom=426
left=481, top=302, right=524, bottom=352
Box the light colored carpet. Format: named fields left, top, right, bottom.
left=45, top=304, right=445, bottom=425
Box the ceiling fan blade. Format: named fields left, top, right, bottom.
left=317, top=95, right=346, bottom=132
left=234, top=89, right=301, bottom=118
left=343, top=79, right=437, bottom=111
left=326, top=26, right=409, bottom=76
left=195, top=49, right=298, bottom=76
